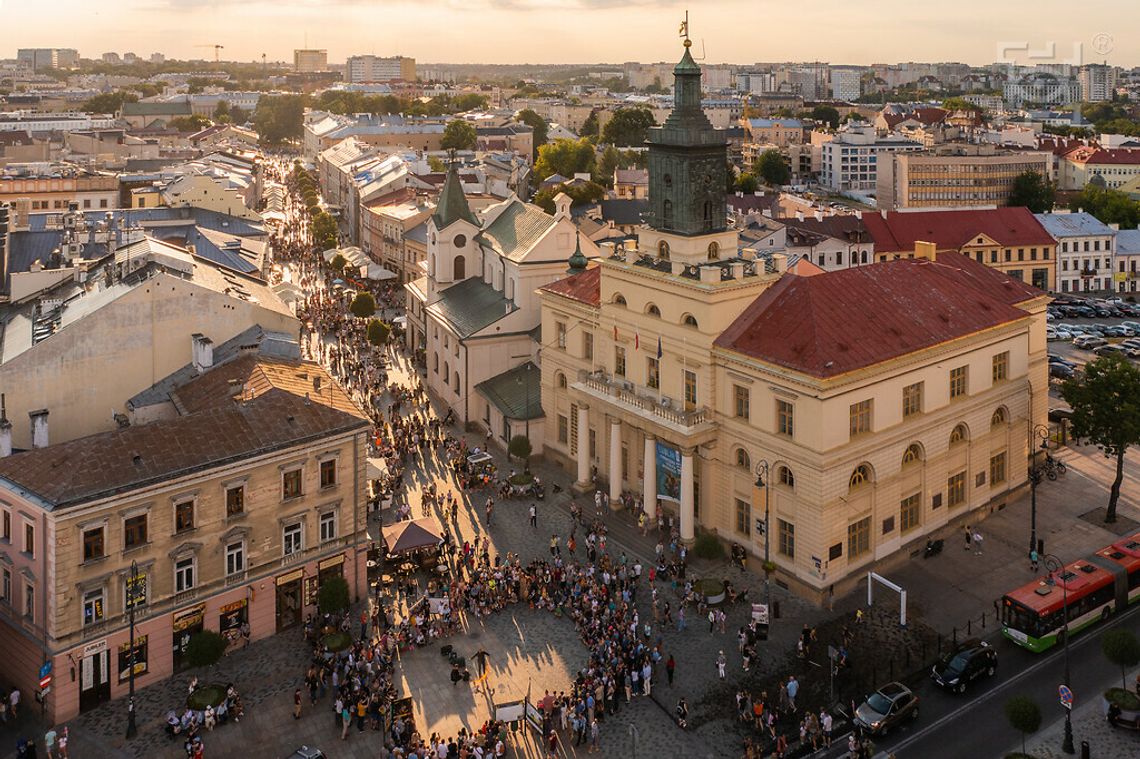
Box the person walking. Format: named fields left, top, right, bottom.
left=1030, top=548, right=1039, bottom=572
left=716, top=650, right=727, bottom=680
left=964, top=525, right=972, bottom=551
left=666, top=654, right=676, bottom=686
left=529, top=503, right=537, bottom=528
left=786, top=675, right=799, bottom=712
left=973, top=529, right=984, bottom=555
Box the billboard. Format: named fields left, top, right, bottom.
left=656, top=442, right=681, bottom=503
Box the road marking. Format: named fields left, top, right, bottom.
left=885, top=600, right=1140, bottom=754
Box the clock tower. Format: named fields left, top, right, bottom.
left=642, top=29, right=735, bottom=265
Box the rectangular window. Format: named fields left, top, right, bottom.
left=902, top=382, right=923, bottom=418
left=83, top=588, right=105, bottom=626
left=557, top=414, right=569, bottom=444
left=282, top=469, right=303, bottom=499
left=226, top=486, right=245, bottom=516
left=124, top=514, right=147, bottom=549
left=992, top=351, right=1009, bottom=383
left=225, top=542, right=245, bottom=576
left=646, top=357, right=659, bottom=390
left=778, top=519, right=795, bottom=559
left=900, top=492, right=920, bottom=534
left=947, top=471, right=966, bottom=508
left=949, top=366, right=968, bottom=399
left=2, top=510, right=9, bottom=541
left=614, top=347, right=626, bottom=377
left=24, top=523, right=34, bottom=556
left=588, top=428, right=597, bottom=460
left=320, top=511, right=337, bottom=543
left=683, top=370, right=697, bottom=409
left=734, top=385, right=750, bottom=420
left=83, top=526, right=105, bottom=562
left=320, top=459, right=337, bottom=489
left=777, top=399, right=794, bottom=437
left=175, top=500, right=195, bottom=533
left=1, top=567, right=9, bottom=603
left=283, top=522, right=303, bottom=556
left=734, top=498, right=750, bottom=536
left=582, top=331, right=593, bottom=361
left=556, top=321, right=567, bottom=349
left=990, top=451, right=1007, bottom=485
left=174, top=557, right=195, bottom=593
left=849, top=399, right=872, bottom=437
left=24, top=583, right=34, bottom=621
left=847, top=517, right=871, bottom=559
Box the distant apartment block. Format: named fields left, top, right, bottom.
left=877, top=148, right=1053, bottom=210
left=1078, top=64, right=1118, bottom=103
left=293, top=49, right=328, bottom=73
left=1002, top=74, right=1080, bottom=108
left=17, top=48, right=79, bottom=71
left=1058, top=146, right=1140, bottom=190
left=0, top=112, right=117, bottom=134
left=0, top=165, right=119, bottom=211
left=829, top=66, right=863, bottom=101
left=820, top=125, right=922, bottom=193
left=346, top=55, right=416, bottom=83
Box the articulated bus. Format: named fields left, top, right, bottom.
left=1001, top=532, right=1140, bottom=653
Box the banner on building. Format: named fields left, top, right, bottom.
left=656, top=442, right=681, bottom=503
left=117, top=635, right=148, bottom=682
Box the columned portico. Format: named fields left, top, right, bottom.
left=608, top=416, right=622, bottom=507
left=643, top=433, right=657, bottom=520
left=575, top=404, right=591, bottom=488
left=680, top=446, right=695, bottom=544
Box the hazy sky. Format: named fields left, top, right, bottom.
left=7, top=0, right=1139, bottom=67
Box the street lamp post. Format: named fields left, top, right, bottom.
left=125, top=559, right=139, bottom=740
left=1028, top=424, right=1050, bottom=558
left=1043, top=553, right=1075, bottom=755
left=754, top=460, right=771, bottom=622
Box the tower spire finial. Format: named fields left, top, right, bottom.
left=679, top=11, right=691, bottom=48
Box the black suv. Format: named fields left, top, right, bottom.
left=853, top=682, right=919, bottom=735
left=930, top=638, right=997, bottom=694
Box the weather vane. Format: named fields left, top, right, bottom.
left=679, top=11, right=691, bottom=48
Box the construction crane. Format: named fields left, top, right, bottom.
left=194, top=44, right=224, bottom=63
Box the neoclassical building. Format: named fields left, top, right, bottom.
left=537, top=40, right=1049, bottom=601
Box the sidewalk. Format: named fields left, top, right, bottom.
left=1020, top=688, right=1140, bottom=759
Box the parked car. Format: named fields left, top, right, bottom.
left=1046, top=326, right=1059, bottom=340
left=1049, top=355, right=1077, bottom=368
left=1054, top=329, right=1073, bottom=341
left=854, top=682, right=919, bottom=735
left=1050, top=364, right=1076, bottom=379
left=931, top=639, right=998, bottom=694
left=1074, top=336, right=1107, bottom=349
left=1094, top=345, right=1128, bottom=357
left=1121, top=321, right=1140, bottom=333
left=1103, top=326, right=1131, bottom=338
left=287, top=748, right=327, bottom=759
left=1122, top=339, right=1140, bottom=351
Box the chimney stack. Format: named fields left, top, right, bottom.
left=191, top=333, right=214, bottom=373
left=0, top=394, right=11, bottom=458
left=29, top=409, right=48, bottom=449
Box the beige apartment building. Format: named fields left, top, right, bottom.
left=293, top=49, right=328, bottom=73
left=0, top=171, right=119, bottom=212
left=361, top=187, right=435, bottom=283
left=0, top=353, right=370, bottom=724
left=877, top=149, right=1054, bottom=210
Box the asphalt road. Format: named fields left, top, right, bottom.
left=819, top=600, right=1140, bottom=759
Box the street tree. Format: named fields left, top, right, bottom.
left=329, top=253, right=348, bottom=271
left=754, top=150, right=790, bottom=186
left=349, top=292, right=377, bottom=318
left=601, top=107, right=656, bottom=147
left=1102, top=629, right=1140, bottom=689
left=533, top=138, right=596, bottom=183
left=252, top=94, right=306, bottom=145
left=1068, top=186, right=1140, bottom=228
left=532, top=181, right=606, bottom=214
left=317, top=575, right=351, bottom=615
left=1007, top=170, right=1056, bottom=213
left=1003, top=695, right=1042, bottom=756
left=735, top=172, right=759, bottom=194
left=367, top=319, right=391, bottom=346
left=515, top=109, right=549, bottom=155
left=508, top=434, right=532, bottom=467
left=1060, top=354, right=1140, bottom=523
left=442, top=119, right=477, bottom=151
left=810, top=105, right=841, bottom=129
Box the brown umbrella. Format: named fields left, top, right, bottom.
left=381, top=518, right=443, bottom=555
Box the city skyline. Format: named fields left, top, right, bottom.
left=7, top=0, right=1140, bottom=68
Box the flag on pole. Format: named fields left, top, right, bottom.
left=614, top=323, right=618, bottom=341
left=635, top=329, right=640, bottom=351
left=656, top=336, right=663, bottom=360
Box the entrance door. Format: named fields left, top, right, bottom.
left=79, top=649, right=111, bottom=713
left=276, top=579, right=303, bottom=632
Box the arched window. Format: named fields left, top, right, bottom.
left=991, top=407, right=1008, bottom=427
left=682, top=314, right=698, bottom=329
left=658, top=240, right=670, bottom=260
left=778, top=465, right=795, bottom=488
left=902, top=443, right=923, bottom=466
left=950, top=423, right=969, bottom=445
left=735, top=448, right=751, bottom=470
left=707, top=241, right=720, bottom=260
left=849, top=464, right=872, bottom=489
left=647, top=303, right=661, bottom=317
left=662, top=200, right=673, bottom=229
left=663, top=173, right=673, bottom=188
left=556, top=372, right=567, bottom=389
left=612, top=293, right=627, bottom=306
left=453, top=255, right=465, bottom=280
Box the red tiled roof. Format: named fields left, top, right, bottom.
left=714, top=256, right=1035, bottom=378
left=540, top=265, right=600, bottom=306
left=787, top=258, right=825, bottom=277
left=1064, top=147, right=1140, bottom=165
left=862, top=207, right=1055, bottom=253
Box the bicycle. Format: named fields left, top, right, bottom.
left=1043, top=455, right=1067, bottom=480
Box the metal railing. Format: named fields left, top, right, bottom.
left=577, top=370, right=710, bottom=428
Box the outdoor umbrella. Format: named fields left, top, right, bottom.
left=381, top=518, right=443, bottom=555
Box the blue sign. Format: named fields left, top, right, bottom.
left=656, top=442, right=681, bottom=503
left=39, top=662, right=52, bottom=679
left=1058, top=684, right=1073, bottom=709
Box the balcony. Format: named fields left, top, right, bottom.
left=573, top=370, right=716, bottom=437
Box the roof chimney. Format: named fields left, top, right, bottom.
left=795, top=210, right=805, bottom=222
left=192, top=333, right=214, bottom=373
left=29, top=409, right=48, bottom=449
left=0, top=395, right=11, bottom=458
left=814, top=211, right=824, bottom=221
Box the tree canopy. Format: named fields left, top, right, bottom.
left=1006, top=170, right=1056, bottom=213
left=367, top=319, right=391, bottom=346
left=735, top=172, right=760, bottom=194
left=754, top=150, right=790, bottom=186
left=533, top=181, right=606, bottom=214
left=168, top=115, right=211, bottom=133
left=596, top=145, right=646, bottom=187
left=1060, top=354, right=1140, bottom=523
left=1102, top=628, right=1140, bottom=689
left=1069, top=186, right=1140, bottom=229
left=534, top=138, right=596, bottom=183
left=601, top=107, right=656, bottom=147
left=317, top=575, right=351, bottom=615
left=1003, top=695, right=1042, bottom=756
left=253, top=94, right=306, bottom=145
left=349, top=291, right=378, bottom=318
left=515, top=109, right=548, bottom=155
left=81, top=90, right=138, bottom=114
left=441, top=119, right=478, bottom=151
left=810, top=105, right=841, bottom=129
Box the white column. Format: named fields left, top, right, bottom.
left=576, top=404, right=591, bottom=487
left=643, top=434, right=657, bottom=520
left=608, top=417, right=622, bottom=506
left=680, top=447, right=695, bottom=543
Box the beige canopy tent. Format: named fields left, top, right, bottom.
left=381, top=518, right=443, bottom=555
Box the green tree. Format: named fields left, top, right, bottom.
left=1103, top=628, right=1140, bottom=689
left=367, top=319, right=391, bottom=346
left=229, top=105, right=248, bottom=125
left=452, top=93, right=490, bottom=112
left=1069, top=186, right=1140, bottom=229
left=185, top=630, right=227, bottom=669
left=508, top=434, right=532, bottom=467
left=312, top=212, right=338, bottom=251
left=81, top=90, right=138, bottom=114
left=349, top=291, right=377, bottom=318
left=810, top=105, right=841, bottom=129
left=754, top=150, right=790, bottom=186
left=601, top=107, right=656, bottom=147
left=1060, top=355, right=1140, bottom=523
left=534, top=138, right=596, bottom=183
left=579, top=110, right=599, bottom=138
left=533, top=181, right=606, bottom=214
left=168, top=115, right=211, bottom=132
left=213, top=100, right=230, bottom=122
left=428, top=156, right=447, bottom=172
left=252, top=94, right=307, bottom=146
left=329, top=253, right=347, bottom=271
left=441, top=119, right=477, bottom=151
left=317, top=575, right=351, bottom=615
left=515, top=108, right=548, bottom=155
left=735, top=172, right=760, bottom=194
left=1003, top=696, right=1042, bottom=756
left=1006, top=170, right=1056, bottom=213
left=941, top=97, right=984, bottom=114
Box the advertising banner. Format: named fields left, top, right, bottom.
left=656, top=442, right=681, bottom=503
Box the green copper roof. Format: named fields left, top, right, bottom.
left=567, top=231, right=588, bottom=273
left=475, top=362, right=544, bottom=421
left=432, top=163, right=479, bottom=230
left=674, top=45, right=701, bottom=74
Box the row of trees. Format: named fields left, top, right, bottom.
left=1005, top=170, right=1140, bottom=226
